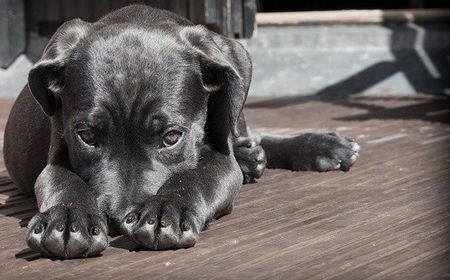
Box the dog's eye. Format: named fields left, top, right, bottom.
left=78, top=130, right=97, bottom=146
left=162, top=130, right=182, bottom=147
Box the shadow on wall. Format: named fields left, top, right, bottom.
left=246, top=15, right=450, bottom=123
left=316, top=20, right=450, bottom=97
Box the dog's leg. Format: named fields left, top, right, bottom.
left=233, top=133, right=267, bottom=184
left=258, top=132, right=360, bottom=172
left=26, top=165, right=108, bottom=258
left=233, top=115, right=267, bottom=184
left=119, top=148, right=242, bottom=250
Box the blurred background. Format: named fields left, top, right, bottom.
left=0, top=0, right=449, bottom=98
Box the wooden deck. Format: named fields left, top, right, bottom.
left=0, top=94, right=449, bottom=279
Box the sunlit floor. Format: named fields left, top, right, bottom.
left=0, top=94, right=449, bottom=279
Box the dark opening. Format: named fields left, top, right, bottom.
left=256, top=0, right=450, bottom=12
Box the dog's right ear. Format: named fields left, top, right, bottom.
left=28, top=19, right=92, bottom=116
left=180, top=25, right=252, bottom=154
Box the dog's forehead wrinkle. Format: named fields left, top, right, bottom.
left=160, top=105, right=188, bottom=126
left=87, top=80, right=190, bottom=132
left=84, top=56, right=191, bottom=121
left=87, top=27, right=183, bottom=71
left=90, top=91, right=127, bottom=124
left=85, top=27, right=190, bottom=80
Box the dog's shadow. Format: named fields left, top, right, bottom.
left=15, top=247, right=109, bottom=262
left=109, top=236, right=185, bottom=252
left=15, top=248, right=46, bottom=262
left=109, top=235, right=140, bottom=251
left=14, top=235, right=141, bottom=262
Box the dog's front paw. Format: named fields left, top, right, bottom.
left=121, top=196, right=201, bottom=250
left=26, top=206, right=108, bottom=258
left=234, top=137, right=267, bottom=184
left=292, top=132, right=360, bottom=172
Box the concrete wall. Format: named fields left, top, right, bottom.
left=1, top=21, right=449, bottom=98
left=240, top=22, right=450, bottom=96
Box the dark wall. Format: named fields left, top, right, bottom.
left=25, top=0, right=256, bottom=38
left=257, top=0, right=450, bottom=12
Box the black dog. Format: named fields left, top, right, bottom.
left=3, top=5, right=359, bottom=258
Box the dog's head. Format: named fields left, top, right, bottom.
left=27, top=18, right=251, bottom=199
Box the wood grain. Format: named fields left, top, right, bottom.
left=0, top=94, right=448, bottom=279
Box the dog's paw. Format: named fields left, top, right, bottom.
left=26, top=206, right=108, bottom=258
left=234, top=137, right=267, bottom=184
left=121, top=196, right=201, bottom=250
left=292, top=132, right=360, bottom=172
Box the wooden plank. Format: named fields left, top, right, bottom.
left=77, top=0, right=94, bottom=21
left=168, top=0, right=188, bottom=18
left=256, top=9, right=450, bottom=25
left=109, top=0, right=131, bottom=11
left=188, top=0, right=206, bottom=24
left=231, top=0, right=243, bottom=38
left=242, top=0, right=256, bottom=38
left=0, top=95, right=449, bottom=278
left=60, top=0, right=79, bottom=20
left=42, top=0, right=61, bottom=22
left=0, top=177, right=12, bottom=186
left=0, top=184, right=15, bottom=192
left=0, top=0, right=25, bottom=68
left=204, top=0, right=224, bottom=34
left=93, top=0, right=111, bottom=20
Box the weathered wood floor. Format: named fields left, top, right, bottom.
left=0, top=94, right=449, bottom=279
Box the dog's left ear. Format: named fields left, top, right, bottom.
left=28, top=19, right=92, bottom=116
left=181, top=25, right=252, bottom=153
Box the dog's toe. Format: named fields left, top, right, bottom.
left=292, top=133, right=360, bottom=172
left=234, top=138, right=267, bottom=184
left=26, top=206, right=108, bottom=258
left=121, top=196, right=200, bottom=250
left=351, top=141, right=360, bottom=153
left=315, top=157, right=342, bottom=172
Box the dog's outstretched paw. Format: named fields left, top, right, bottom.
left=234, top=137, right=267, bottom=184
left=121, top=196, right=201, bottom=250
left=26, top=206, right=108, bottom=258
left=291, top=132, right=360, bottom=172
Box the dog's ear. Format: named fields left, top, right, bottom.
left=28, top=19, right=92, bottom=116
left=181, top=25, right=252, bottom=153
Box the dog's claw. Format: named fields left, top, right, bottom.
left=92, top=226, right=100, bottom=236
left=34, top=224, right=44, bottom=234
left=125, top=213, right=138, bottom=224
